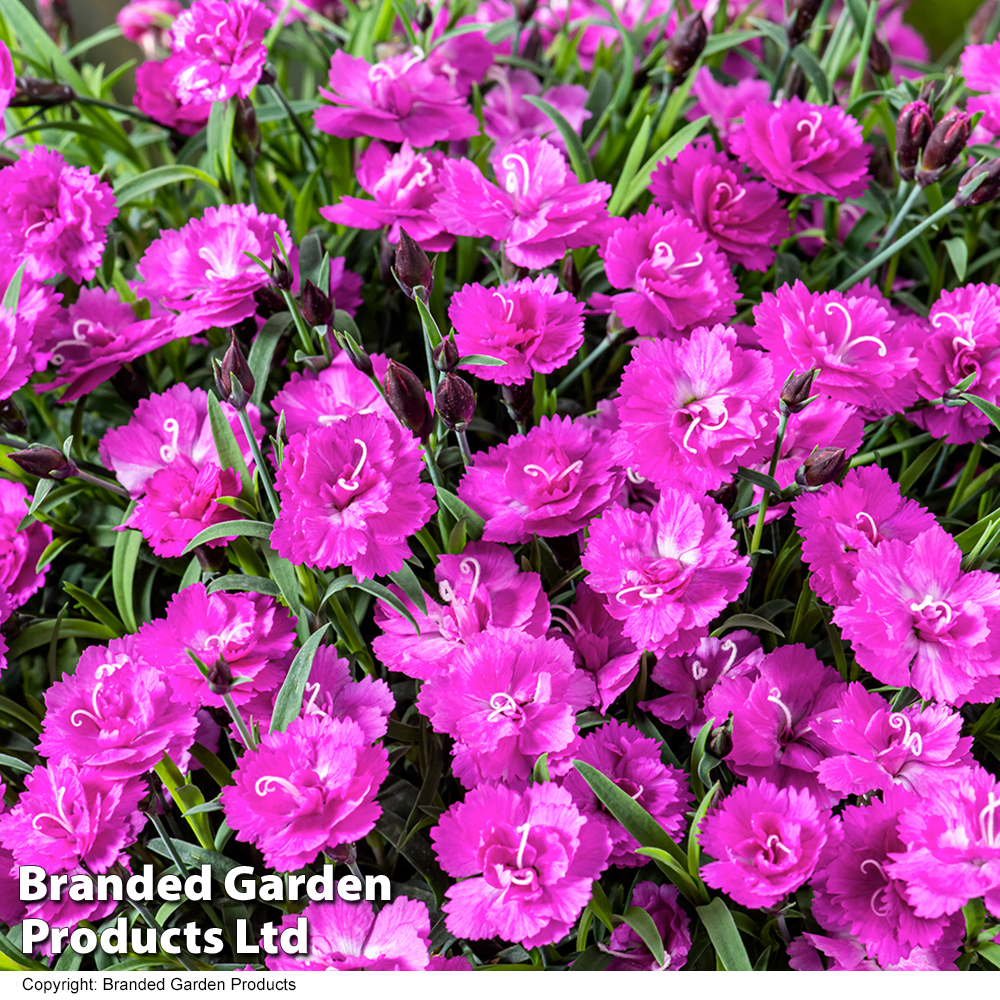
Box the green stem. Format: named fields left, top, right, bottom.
left=749, top=410, right=789, bottom=554
left=848, top=0, right=878, bottom=105
left=280, top=288, right=317, bottom=357
left=848, top=432, right=933, bottom=468
left=555, top=335, right=618, bottom=395
left=238, top=409, right=281, bottom=520
left=456, top=427, right=473, bottom=466
left=74, top=469, right=130, bottom=497
left=223, top=692, right=257, bottom=751
left=770, top=49, right=792, bottom=101
left=876, top=183, right=921, bottom=252
left=73, top=95, right=158, bottom=125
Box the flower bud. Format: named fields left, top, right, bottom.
left=271, top=251, right=292, bottom=291
left=433, top=333, right=461, bottom=373
left=786, top=0, right=823, bottom=47
left=779, top=369, right=817, bottom=415
left=867, top=36, right=891, bottom=77
left=869, top=143, right=894, bottom=188
left=385, top=359, right=433, bottom=439
left=560, top=254, right=580, bottom=296
left=393, top=229, right=433, bottom=302
left=206, top=655, right=235, bottom=696
left=213, top=331, right=255, bottom=412
left=521, top=27, right=543, bottom=64
left=254, top=284, right=285, bottom=318
left=896, top=100, right=933, bottom=182
left=9, top=446, right=78, bottom=481
left=234, top=100, right=261, bottom=165
left=435, top=373, right=476, bottom=431
left=259, top=62, right=277, bottom=88
left=516, top=0, right=538, bottom=22
left=0, top=398, right=27, bottom=437
left=415, top=2, right=433, bottom=30
left=194, top=544, right=229, bottom=574
left=301, top=279, right=333, bottom=328
left=970, top=0, right=999, bottom=44
left=794, top=447, right=847, bottom=489
left=502, top=381, right=534, bottom=426
left=956, top=158, right=1000, bottom=207
left=707, top=481, right=738, bottom=509
left=665, top=12, right=707, bottom=80
left=12, top=77, right=75, bottom=107
left=707, top=721, right=733, bottom=759
left=342, top=335, right=374, bottom=378
left=916, top=109, right=971, bottom=188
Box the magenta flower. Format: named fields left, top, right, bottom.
left=0, top=479, right=51, bottom=607
left=320, top=141, right=454, bottom=253
left=135, top=584, right=296, bottom=708
left=887, top=766, right=1000, bottom=919
left=601, top=207, right=739, bottom=338
left=36, top=287, right=178, bottom=401
left=649, top=140, right=790, bottom=272
left=700, top=777, right=841, bottom=909
left=582, top=491, right=750, bottom=656
left=117, top=0, right=181, bottom=54
left=272, top=412, right=436, bottom=580
left=612, top=324, right=776, bottom=493
left=962, top=41, right=1000, bottom=135
left=834, top=528, right=1000, bottom=704
left=458, top=414, right=624, bottom=543
left=168, top=0, right=272, bottom=104
left=754, top=280, right=918, bottom=414
left=601, top=882, right=691, bottom=971
left=328, top=257, right=363, bottom=316
left=0, top=307, right=37, bottom=402
left=0, top=256, right=62, bottom=371
left=812, top=683, right=973, bottom=798
left=418, top=629, right=592, bottom=788
left=640, top=630, right=763, bottom=738
left=549, top=581, right=641, bottom=714
left=137, top=204, right=290, bottom=337
left=36, top=638, right=199, bottom=779
left=705, top=643, right=846, bottom=805
left=315, top=50, right=478, bottom=146
left=0, top=147, right=116, bottom=284
left=795, top=465, right=939, bottom=606
left=99, top=383, right=263, bottom=497
left=688, top=69, right=770, bottom=138
left=0, top=759, right=146, bottom=874
left=560, top=720, right=693, bottom=867
left=0, top=42, right=13, bottom=139
left=448, top=274, right=584, bottom=385
left=264, top=895, right=431, bottom=971
left=908, top=283, right=1000, bottom=444
left=433, top=137, right=611, bottom=269
left=222, top=713, right=388, bottom=872
left=373, top=540, right=550, bottom=681
left=729, top=97, right=871, bottom=199
left=431, top=781, right=612, bottom=949
left=134, top=57, right=212, bottom=136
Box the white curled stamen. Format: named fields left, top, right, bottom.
left=797, top=111, right=823, bottom=142
left=767, top=686, right=794, bottom=732
left=549, top=604, right=583, bottom=634
left=459, top=557, right=481, bottom=602
left=682, top=409, right=728, bottom=454
left=510, top=822, right=533, bottom=884
left=691, top=660, right=708, bottom=681
left=438, top=579, right=456, bottom=603
left=855, top=510, right=879, bottom=541
left=714, top=181, right=746, bottom=206
left=337, top=438, right=368, bottom=491
left=31, top=786, right=74, bottom=834
left=719, top=639, right=738, bottom=672
left=888, top=712, right=923, bottom=756
left=909, top=594, right=953, bottom=625
left=487, top=691, right=522, bottom=722
left=159, top=417, right=180, bottom=463
left=523, top=460, right=583, bottom=485
left=860, top=858, right=891, bottom=917
left=492, top=290, right=515, bottom=322
left=255, top=775, right=301, bottom=797
left=302, top=681, right=323, bottom=716
left=825, top=301, right=887, bottom=357
left=615, top=584, right=665, bottom=603
left=72, top=319, right=93, bottom=342
left=764, top=833, right=791, bottom=856
left=626, top=467, right=646, bottom=485
left=70, top=683, right=106, bottom=728
left=501, top=152, right=531, bottom=198
left=979, top=792, right=1000, bottom=847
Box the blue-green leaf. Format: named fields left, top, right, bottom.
left=270, top=623, right=333, bottom=733
left=696, top=897, right=753, bottom=971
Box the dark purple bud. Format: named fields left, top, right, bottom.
left=501, top=381, right=534, bottom=426
left=271, top=251, right=292, bottom=291
left=194, top=544, right=229, bottom=573
left=521, top=27, right=543, bottom=63
left=795, top=447, right=847, bottom=488
left=560, top=254, right=580, bottom=296
left=343, top=336, right=374, bottom=378
left=11, top=77, right=75, bottom=107
left=516, top=0, right=538, bottom=22
left=970, top=0, right=999, bottom=44
left=213, top=331, right=255, bottom=412
left=786, top=0, right=823, bottom=47
left=433, top=334, right=461, bottom=373
left=917, top=109, right=971, bottom=187
left=869, top=143, right=894, bottom=188
left=415, top=2, right=433, bottom=30
left=868, top=36, right=891, bottom=77
left=385, top=359, right=433, bottom=439
left=707, top=481, right=737, bottom=509
left=206, top=655, right=235, bottom=696
left=234, top=101, right=261, bottom=164
left=707, top=721, right=733, bottom=759
left=301, top=280, right=333, bottom=327
left=0, top=398, right=27, bottom=437
left=780, top=369, right=817, bottom=414
left=896, top=100, right=933, bottom=182
left=9, top=446, right=78, bottom=481
left=254, top=284, right=285, bottom=318
left=393, top=229, right=433, bottom=301
left=665, top=12, right=707, bottom=80
left=259, top=62, right=277, bottom=87
left=435, top=373, right=476, bottom=431
left=956, top=158, right=1000, bottom=207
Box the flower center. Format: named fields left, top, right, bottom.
left=255, top=775, right=301, bottom=799
left=767, top=686, right=794, bottom=734
left=796, top=111, right=822, bottom=143
left=690, top=659, right=708, bottom=681
left=855, top=510, right=879, bottom=543
left=650, top=241, right=703, bottom=272
left=509, top=822, right=535, bottom=885
left=492, top=290, right=515, bottom=322
left=501, top=152, right=531, bottom=199
left=159, top=417, right=181, bottom=463
left=523, top=460, right=583, bottom=487
left=70, top=682, right=107, bottom=729
left=887, top=712, right=923, bottom=756
left=825, top=301, right=887, bottom=358
left=859, top=858, right=891, bottom=917
left=720, top=639, right=738, bottom=672
left=487, top=691, right=523, bottom=722
left=31, top=785, right=75, bottom=835
left=337, top=437, right=368, bottom=492
left=713, top=180, right=746, bottom=209
left=681, top=408, right=729, bottom=454
left=909, top=594, right=953, bottom=629
left=979, top=792, right=1000, bottom=847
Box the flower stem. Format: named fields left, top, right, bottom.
left=223, top=692, right=257, bottom=751
left=875, top=183, right=921, bottom=253
left=555, top=334, right=618, bottom=395
left=238, top=409, right=281, bottom=520
left=749, top=410, right=789, bottom=555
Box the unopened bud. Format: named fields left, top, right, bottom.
left=786, top=0, right=823, bottom=47
left=707, top=481, right=737, bottom=509
left=868, top=36, right=891, bottom=77
left=213, top=331, right=255, bottom=412
left=0, top=398, right=27, bottom=437
left=271, top=251, right=292, bottom=291
left=956, top=158, right=1000, bottom=207
left=665, top=12, right=707, bottom=80
left=194, top=544, right=229, bottom=573
left=870, top=143, right=894, bottom=188
left=259, top=62, right=277, bottom=87
left=970, top=0, right=999, bottom=44
left=385, top=359, right=433, bottom=439
left=12, top=77, right=75, bottom=107
left=560, top=254, right=580, bottom=296
left=501, top=381, right=534, bottom=426
left=206, top=655, right=235, bottom=696
left=707, top=721, right=733, bottom=759
left=9, top=446, right=78, bottom=481
left=343, top=335, right=374, bottom=378
left=780, top=369, right=817, bottom=415
left=393, top=229, right=433, bottom=302
left=516, top=0, right=538, bottom=22
left=301, top=280, right=333, bottom=327
left=795, top=447, right=847, bottom=488
left=521, top=27, right=543, bottom=63
left=234, top=100, right=261, bottom=164
left=435, top=373, right=476, bottom=431
left=254, top=284, right=285, bottom=318
left=916, top=109, right=970, bottom=187
left=896, top=100, right=933, bottom=182
left=433, top=334, right=460, bottom=373
left=415, top=2, right=433, bottom=30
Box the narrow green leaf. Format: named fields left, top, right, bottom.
left=112, top=512, right=142, bottom=634
left=189, top=743, right=235, bottom=787
left=696, top=897, right=753, bottom=971
left=2, top=262, right=25, bottom=312
left=702, top=29, right=763, bottom=56
left=687, top=781, right=720, bottom=878
left=7, top=619, right=116, bottom=659
left=588, top=881, right=615, bottom=932
left=298, top=232, right=324, bottom=288
left=179, top=556, right=202, bottom=592
left=898, top=438, right=944, bottom=495
left=294, top=170, right=322, bottom=243
left=712, top=613, right=785, bottom=638
left=567, top=946, right=611, bottom=971
left=979, top=941, right=1000, bottom=969
left=607, top=115, right=651, bottom=218
left=790, top=43, right=830, bottom=104
left=207, top=98, right=236, bottom=183
left=181, top=519, right=271, bottom=555
left=531, top=752, right=550, bottom=783
left=436, top=486, right=485, bottom=540
left=270, top=623, right=333, bottom=733
left=388, top=561, right=428, bottom=617
left=207, top=391, right=255, bottom=500
left=735, top=466, right=782, bottom=494
left=0, top=0, right=91, bottom=94
left=620, top=906, right=666, bottom=969
left=0, top=695, right=41, bottom=732
left=522, top=95, right=595, bottom=183
left=35, top=535, right=76, bottom=575
left=26, top=478, right=55, bottom=516
left=246, top=312, right=292, bottom=407
left=323, top=574, right=419, bottom=632
left=0, top=753, right=31, bottom=774
left=146, top=839, right=242, bottom=883
left=963, top=392, right=1000, bottom=435
left=457, top=354, right=507, bottom=367
left=262, top=545, right=302, bottom=617
left=207, top=574, right=283, bottom=598
left=113, top=165, right=220, bottom=206
left=944, top=237, right=968, bottom=281
left=63, top=582, right=126, bottom=637
left=622, top=116, right=710, bottom=214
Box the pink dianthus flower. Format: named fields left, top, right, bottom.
left=600, top=882, right=691, bottom=971
left=700, top=777, right=841, bottom=909
left=0, top=307, right=37, bottom=402
left=962, top=41, right=1000, bottom=135
left=601, top=207, right=739, bottom=338
left=137, top=204, right=291, bottom=337
left=433, top=137, right=611, bottom=269
left=117, top=0, right=181, bottom=55
left=315, top=49, right=478, bottom=146
left=612, top=324, right=776, bottom=492
left=134, top=57, right=212, bottom=136
left=729, top=97, right=870, bottom=199
left=458, top=414, right=624, bottom=544
left=0, top=147, right=116, bottom=284
left=431, top=781, right=612, bottom=949
left=373, top=540, right=550, bottom=681
left=222, top=713, right=388, bottom=872
left=0, top=42, right=13, bottom=139
left=582, top=491, right=750, bottom=656
left=0, top=479, right=52, bottom=607
left=168, top=0, right=272, bottom=104
left=649, top=140, right=790, bottom=272
left=448, top=274, right=584, bottom=384
left=688, top=69, right=770, bottom=138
